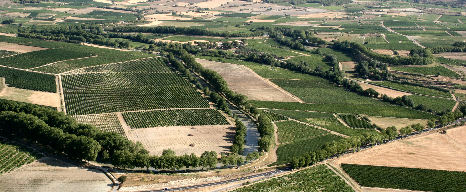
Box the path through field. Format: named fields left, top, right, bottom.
left=380, top=21, right=425, bottom=48
left=230, top=107, right=259, bottom=156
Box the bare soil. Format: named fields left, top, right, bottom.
left=435, top=52, right=466, bottom=61
left=0, top=86, right=60, bottom=108
left=0, top=42, right=47, bottom=53
left=197, top=58, right=303, bottom=102
left=0, top=157, right=111, bottom=192
left=333, top=125, right=466, bottom=172
left=357, top=81, right=412, bottom=98
left=297, top=12, right=347, bottom=19
left=366, top=116, right=427, bottom=130
left=373, top=49, right=410, bottom=57
left=126, top=125, right=235, bottom=156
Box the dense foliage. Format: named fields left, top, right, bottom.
left=0, top=67, right=56, bottom=92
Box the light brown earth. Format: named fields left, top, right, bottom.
left=367, top=116, right=427, bottom=130
left=361, top=187, right=424, bottom=192
left=456, top=31, right=466, bottom=37
left=0, top=86, right=60, bottom=108
left=246, top=16, right=275, bottom=23
left=333, top=125, right=466, bottom=172
left=197, top=58, right=303, bottom=102
left=435, top=52, right=466, bottom=61
left=0, top=42, right=47, bottom=53
left=297, top=12, right=347, bottom=19
left=0, top=32, right=16, bottom=37
left=0, top=157, right=111, bottom=192
left=341, top=61, right=356, bottom=72
left=373, top=49, right=410, bottom=57
left=195, top=0, right=233, bottom=9
left=126, top=125, right=235, bottom=156
left=357, top=81, right=412, bottom=98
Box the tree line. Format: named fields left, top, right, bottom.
left=0, top=99, right=247, bottom=169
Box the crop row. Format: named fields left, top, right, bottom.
left=0, top=67, right=56, bottom=93
left=276, top=120, right=329, bottom=144
left=370, top=81, right=451, bottom=98
left=342, top=164, right=466, bottom=192
left=62, top=58, right=210, bottom=115
left=0, top=48, right=93, bottom=69
left=0, top=142, right=36, bottom=174
left=234, top=165, right=353, bottom=192
left=73, top=113, right=125, bottom=135
left=339, top=114, right=375, bottom=129
left=122, top=109, right=229, bottom=128
left=390, top=65, right=460, bottom=79
left=67, top=57, right=173, bottom=74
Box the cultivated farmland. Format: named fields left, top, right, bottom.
left=62, top=58, right=210, bottom=115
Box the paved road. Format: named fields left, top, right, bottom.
left=147, top=169, right=287, bottom=192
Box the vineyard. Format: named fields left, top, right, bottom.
left=234, top=165, right=353, bottom=192
left=0, top=142, right=37, bottom=175
left=73, top=113, right=125, bottom=135
left=342, top=164, right=466, bottom=192
left=275, top=120, right=342, bottom=164
left=407, top=95, right=456, bottom=113
left=391, top=66, right=460, bottom=79
left=62, top=58, right=210, bottom=115
left=0, top=48, right=93, bottom=69
left=0, top=67, right=56, bottom=93
left=276, top=120, right=329, bottom=144
left=123, top=109, right=229, bottom=128
left=370, top=81, right=451, bottom=98
left=338, top=114, right=375, bottom=129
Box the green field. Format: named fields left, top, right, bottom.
left=0, top=141, right=37, bottom=175
left=339, top=114, right=375, bottom=129
left=0, top=48, right=93, bottom=69
left=342, top=164, right=466, bottom=192
left=234, top=165, right=353, bottom=192
left=73, top=113, right=125, bottom=135
left=370, top=81, right=451, bottom=98
left=275, top=120, right=342, bottom=164
left=407, top=95, right=456, bottom=113
left=62, top=58, right=210, bottom=115
left=391, top=65, right=460, bottom=78
left=122, top=109, right=229, bottom=128
left=0, top=67, right=56, bottom=92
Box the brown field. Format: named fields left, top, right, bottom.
left=0, top=157, right=111, bottom=192
left=367, top=116, right=427, bottom=129
left=435, top=52, right=466, bottom=61
left=373, top=49, right=410, bottom=57
left=297, top=12, right=347, bottom=19
left=0, top=86, right=60, bottom=108
left=126, top=125, right=235, bottom=156
left=196, top=58, right=303, bottom=102
left=341, top=61, right=356, bottom=72
left=357, top=81, right=411, bottom=98
left=0, top=42, right=47, bottom=53
left=195, top=0, right=233, bottom=9
left=0, top=32, right=16, bottom=37
left=333, top=125, right=466, bottom=172
left=456, top=31, right=466, bottom=37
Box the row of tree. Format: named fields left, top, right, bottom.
left=110, top=26, right=260, bottom=38
left=0, top=99, right=242, bottom=169
left=332, top=41, right=434, bottom=66
left=231, top=119, right=247, bottom=154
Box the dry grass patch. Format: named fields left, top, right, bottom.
left=333, top=125, right=466, bottom=172
left=0, top=157, right=111, bottom=192
left=367, top=116, right=427, bottom=130
left=357, top=81, right=411, bottom=98
left=197, top=58, right=303, bottom=102
left=195, top=0, right=233, bottom=9
left=0, top=86, right=59, bottom=108
left=126, top=125, right=235, bottom=156
left=297, top=12, right=347, bottom=19
left=373, top=49, right=410, bottom=57
left=435, top=52, right=466, bottom=61
left=0, top=42, right=47, bottom=53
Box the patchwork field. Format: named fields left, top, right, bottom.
left=196, top=58, right=302, bottom=102
left=333, top=125, right=466, bottom=172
